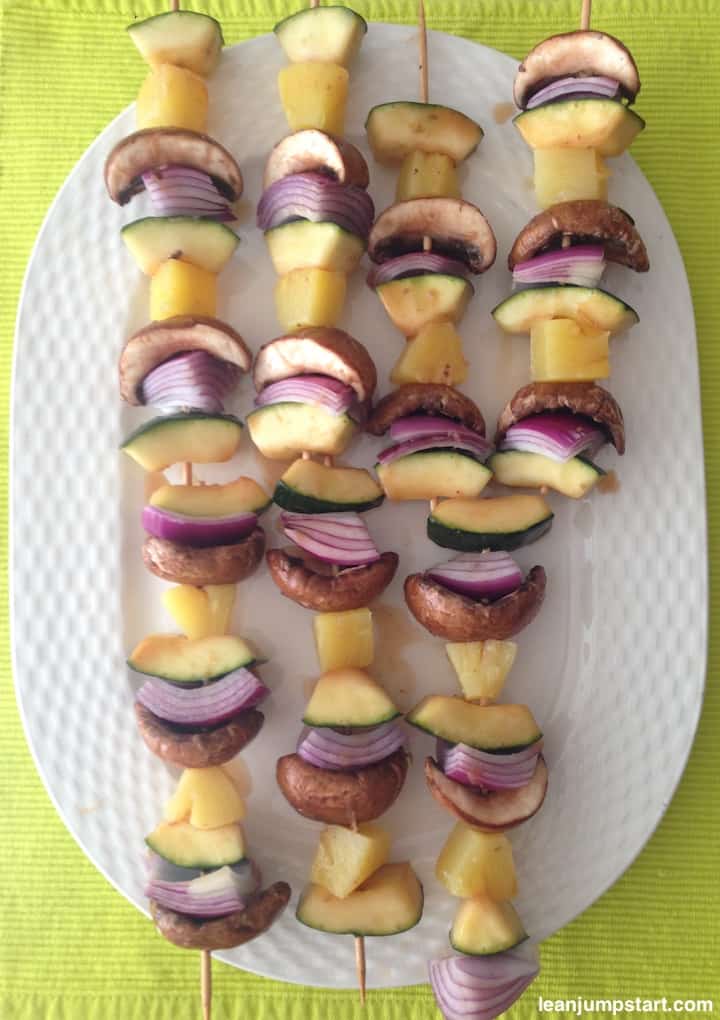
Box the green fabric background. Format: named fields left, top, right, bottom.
left=2, top=1, right=718, bottom=1017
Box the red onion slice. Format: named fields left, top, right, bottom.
left=254, top=374, right=354, bottom=416
left=427, top=551, right=523, bottom=600
left=500, top=412, right=606, bottom=463
left=142, top=505, right=258, bottom=548
left=142, top=165, right=236, bottom=221
left=256, top=172, right=375, bottom=239
left=141, top=350, right=241, bottom=413
left=438, top=739, right=542, bottom=790
left=526, top=75, right=621, bottom=109
left=367, top=252, right=472, bottom=289
left=377, top=433, right=493, bottom=466
left=136, top=667, right=268, bottom=727
left=512, top=245, right=605, bottom=288
left=146, top=865, right=257, bottom=919
left=389, top=416, right=485, bottom=444
left=297, top=721, right=407, bottom=770
left=429, top=948, right=540, bottom=1020
left=280, top=511, right=381, bottom=567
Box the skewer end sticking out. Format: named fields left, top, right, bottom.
left=201, top=950, right=212, bottom=1020
left=580, top=0, right=592, bottom=30
left=355, top=936, right=367, bottom=1006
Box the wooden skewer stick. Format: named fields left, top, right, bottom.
left=201, top=950, right=212, bottom=1020
left=419, top=1, right=437, bottom=518
left=580, top=0, right=592, bottom=30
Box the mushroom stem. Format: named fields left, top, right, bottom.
left=580, top=0, right=592, bottom=30
left=201, top=950, right=212, bottom=1020
left=355, top=936, right=367, bottom=1006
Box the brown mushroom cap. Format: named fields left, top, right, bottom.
left=514, top=30, right=641, bottom=108
left=142, top=528, right=266, bottom=586
left=263, top=130, right=369, bottom=190
left=276, top=750, right=409, bottom=826
left=368, top=198, right=497, bottom=274
left=151, top=882, right=291, bottom=951
left=495, top=382, right=625, bottom=455
left=119, top=316, right=252, bottom=405
left=253, top=327, right=377, bottom=403
left=266, top=549, right=398, bottom=612
left=366, top=383, right=486, bottom=437
left=424, top=756, right=549, bottom=831
left=134, top=702, right=264, bottom=768
left=508, top=200, right=649, bottom=272
left=404, top=567, right=546, bottom=642
left=105, top=128, right=243, bottom=206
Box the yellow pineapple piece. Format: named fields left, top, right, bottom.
left=163, top=584, right=236, bottom=639
left=275, top=267, right=346, bottom=330
left=533, top=147, right=609, bottom=209
left=445, top=640, right=517, bottom=702
left=136, top=63, right=208, bottom=132
left=314, top=608, right=374, bottom=671
left=278, top=61, right=349, bottom=134
left=391, top=320, right=468, bottom=385
left=150, top=259, right=217, bottom=321
left=396, top=150, right=460, bottom=201
left=164, top=767, right=245, bottom=829
left=311, top=823, right=391, bottom=898
left=531, top=317, right=610, bottom=381
left=436, top=823, right=517, bottom=900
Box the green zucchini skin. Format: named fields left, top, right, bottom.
left=272, top=481, right=384, bottom=514
left=427, top=514, right=554, bottom=551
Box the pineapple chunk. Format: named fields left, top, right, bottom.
left=445, top=640, right=517, bottom=702
left=533, top=147, right=609, bottom=209
left=391, top=320, right=468, bottom=385
left=163, top=584, right=236, bottom=639
left=278, top=61, right=349, bottom=135
left=450, top=896, right=527, bottom=955
left=164, top=767, right=245, bottom=829
left=275, top=268, right=346, bottom=330
left=436, top=823, right=517, bottom=900
left=150, top=259, right=217, bottom=321
left=396, top=150, right=460, bottom=201
left=531, top=317, right=610, bottom=381
left=310, top=823, right=391, bottom=898
left=136, top=63, right=208, bottom=132
left=314, top=608, right=373, bottom=671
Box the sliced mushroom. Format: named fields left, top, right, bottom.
left=263, top=129, right=369, bottom=190
left=425, top=756, right=549, bottom=830
left=143, top=529, right=266, bottom=586
left=368, top=198, right=497, bottom=274
left=134, top=702, right=264, bottom=768
left=366, top=383, right=486, bottom=437
left=266, top=548, right=398, bottom=612
left=151, top=882, right=291, bottom=951
left=276, top=749, right=409, bottom=825
left=495, top=381, right=625, bottom=455
left=508, top=200, right=649, bottom=272
left=514, top=30, right=641, bottom=108
left=119, top=316, right=252, bottom=405
left=105, top=128, right=243, bottom=206
left=253, top=326, right=377, bottom=403
left=404, top=567, right=546, bottom=642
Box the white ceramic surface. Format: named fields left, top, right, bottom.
left=11, top=26, right=707, bottom=989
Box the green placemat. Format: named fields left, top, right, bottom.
left=2, top=2, right=718, bottom=1018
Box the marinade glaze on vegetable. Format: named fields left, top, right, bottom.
left=109, top=6, right=290, bottom=964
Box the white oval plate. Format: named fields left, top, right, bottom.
left=11, top=25, right=707, bottom=989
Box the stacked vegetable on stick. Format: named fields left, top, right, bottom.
left=249, top=3, right=423, bottom=998
left=360, top=5, right=550, bottom=1017
left=491, top=2, right=649, bottom=501
left=105, top=7, right=290, bottom=1015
